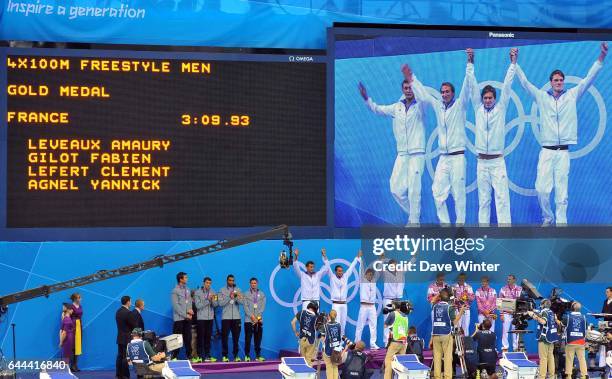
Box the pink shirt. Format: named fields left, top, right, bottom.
left=475, top=286, right=497, bottom=314
left=427, top=281, right=447, bottom=303
left=452, top=283, right=475, bottom=308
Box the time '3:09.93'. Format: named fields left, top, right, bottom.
left=181, top=114, right=250, bottom=127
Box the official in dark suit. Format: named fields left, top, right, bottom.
left=130, top=299, right=145, bottom=330
left=603, top=286, right=612, bottom=321
left=116, top=296, right=136, bottom=379
left=599, top=287, right=612, bottom=367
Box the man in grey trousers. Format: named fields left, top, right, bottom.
left=218, top=274, right=243, bottom=362
left=194, top=276, right=218, bottom=362
left=243, top=277, right=266, bottom=362
left=171, top=271, right=193, bottom=359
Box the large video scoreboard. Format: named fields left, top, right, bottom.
left=1, top=49, right=327, bottom=231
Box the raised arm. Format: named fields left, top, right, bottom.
left=359, top=82, right=396, bottom=117
left=372, top=261, right=381, bottom=282
left=292, top=249, right=303, bottom=279
left=402, top=64, right=438, bottom=108
left=528, top=310, right=547, bottom=325
left=464, top=48, right=481, bottom=110
left=458, top=60, right=475, bottom=110
left=346, top=250, right=362, bottom=277
left=318, top=248, right=331, bottom=279
left=499, top=49, right=518, bottom=110
left=515, top=62, right=541, bottom=100
left=572, top=42, right=607, bottom=99
left=468, top=71, right=481, bottom=112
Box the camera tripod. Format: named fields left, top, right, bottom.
left=454, top=328, right=469, bottom=379
left=508, top=329, right=533, bottom=352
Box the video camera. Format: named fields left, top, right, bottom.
left=549, top=288, right=575, bottom=321
left=382, top=300, right=413, bottom=315
left=599, top=321, right=612, bottom=333
left=497, top=279, right=542, bottom=330
left=315, top=311, right=328, bottom=332
left=278, top=232, right=294, bottom=269
left=585, top=321, right=612, bottom=353
left=143, top=330, right=165, bottom=352
left=342, top=336, right=356, bottom=350
left=443, top=285, right=454, bottom=298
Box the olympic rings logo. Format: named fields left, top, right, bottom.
left=268, top=259, right=384, bottom=326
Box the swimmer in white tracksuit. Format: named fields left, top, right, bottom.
left=515, top=42, right=608, bottom=226
left=359, top=79, right=426, bottom=226
left=467, top=48, right=517, bottom=226
left=401, top=51, right=473, bottom=225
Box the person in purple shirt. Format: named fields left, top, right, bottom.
left=69, top=293, right=83, bottom=372
left=59, top=303, right=75, bottom=367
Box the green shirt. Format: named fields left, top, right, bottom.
left=143, top=340, right=156, bottom=358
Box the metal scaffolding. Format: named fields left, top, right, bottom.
left=0, top=224, right=290, bottom=307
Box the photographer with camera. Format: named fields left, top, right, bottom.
left=431, top=288, right=465, bottom=379
left=528, top=299, right=561, bottom=379
left=126, top=328, right=166, bottom=373
left=321, top=309, right=343, bottom=379
left=291, top=301, right=320, bottom=365
left=563, top=302, right=587, bottom=379
left=383, top=300, right=412, bottom=379
left=406, top=326, right=425, bottom=363
left=341, top=340, right=368, bottom=379
left=472, top=319, right=498, bottom=379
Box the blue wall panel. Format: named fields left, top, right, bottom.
left=0, top=238, right=609, bottom=369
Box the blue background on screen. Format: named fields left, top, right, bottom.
left=335, top=39, right=612, bottom=226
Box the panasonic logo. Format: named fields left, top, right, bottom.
left=489, top=32, right=515, bottom=38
